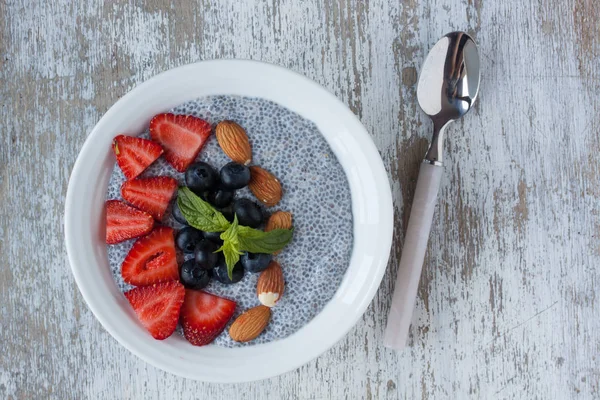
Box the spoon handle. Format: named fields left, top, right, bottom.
left=384, top=161, right=443, bottom=350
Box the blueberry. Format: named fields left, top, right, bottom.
left=240, top=252, right=272, bottom=273
left=185, top=162, right=218, bottom=194
left=179, top=259, right=211, bottom=290
left=175, top=227, right=203, bottom=253
left=212, top=255, right=244, bottom=284
left=172, top=201, right=188, bottom=225
left=207, top=186, right=235, bottom=208
left=218, top=205, right=235, bottom=222
left=233, top=198, right=263, bottom=228
left=203, top=231, right=223, bottom=245
left=194, top=240, right=219, bottom=269
left=220, top=162, right=251, bottom=190
left=198, top=191, right=210, bottom=201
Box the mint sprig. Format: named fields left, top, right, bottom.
left=217, top=216, right=243, bottom=279
left=238, top=226, right=294, bottom=254
left=176, top=188, right=294, bottom=278
left=177, top=187, right=231, bottom=232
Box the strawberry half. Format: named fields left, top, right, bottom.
left=121, top=176, right=178, bottom=221
left=149, top=113, right=212, bottom=172
left=112, top=135, right=163, bottom=180
left=106, top=200, right=154, bottom=244
left=124, top=281, right=185, bottom=340
left=180, top=290, right=236, bottom=346
left=121, top=226, right=179, bottom=286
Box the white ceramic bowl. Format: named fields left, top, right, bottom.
left=65, top=60, right=393, bottom=382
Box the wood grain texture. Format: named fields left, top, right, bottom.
left=1, top=0, right=599, bottom=398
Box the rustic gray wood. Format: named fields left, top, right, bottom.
left=1, top=0, right=599, bottom=398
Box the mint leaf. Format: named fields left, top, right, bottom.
left=237, top=226, right=294, bottom=254
left=220, top=214, right=239, bottom=243
left=217, top=215, right=242, bottom=279
left=220, top=242, right=242, bottom=280
left=177, top=187, right=231, bottom=232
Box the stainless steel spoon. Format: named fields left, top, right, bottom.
left=384, top=32, right=480, bottom=350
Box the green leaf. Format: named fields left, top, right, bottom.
left=237, top=226, right=294, bottom=254
left=217, top=215, right=242, bottom=279
left=220, top=242, right=242, bottom=280
left=177, top=187, right=231, bottom=232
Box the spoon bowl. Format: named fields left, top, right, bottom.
left=417, top=32, right=480, bottom=162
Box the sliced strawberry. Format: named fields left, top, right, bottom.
left=106, top=200, right=154, bottom=244
left=149, top=113, right=212, bottom=172
left=124, top=280, right=185, bottom=340
left=180, top=290, right=236, bottom=346
left=112, top=135, right=163, bottom=180
left=121, top=226, right=179, bottom=286
left=121, top=176, right=178, bottom=221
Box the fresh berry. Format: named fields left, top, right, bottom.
left=171, top=201, right=188, bottom=225
left=185, top=162, right=218, bottom=194
left=121, top=176, right=178, bottom=221
left=202, top=231, right=223, bottom=246
left=149, top=113, right=212, bottom=172
left=124, top=281, right=185, bottom=340
left=212, top=255, right=244, bottom=284
left=240, top=252, right=272, bottom=273
left=105, top=200, right=154, bottom=244
left=121, top=227, right=179, bottom=286
left=175, top=227, right=203, bottom=254
left=112, top=135, right=163, bottom=180
left=220, top=207, right=235, bottom=223
left=220, top=162, right=251, bottom=190
left=194, top=240, right=219, bottom=269
left=180, top=290, right=236, bottom=346
left=207, top=186, right=235, bottom=208
left=233, top=198, right=263, bottom=228
left=179, top=259, right=211, bottom=290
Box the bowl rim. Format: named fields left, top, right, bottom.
left=65, top=59, right=393, bottom=382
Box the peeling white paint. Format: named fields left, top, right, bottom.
left=1, top=0, right=599, bottom=398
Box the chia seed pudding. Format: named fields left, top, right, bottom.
left=106, top=95, right=354, bottom=347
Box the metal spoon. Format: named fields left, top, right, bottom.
left=384, top=32, right=480, bottom=350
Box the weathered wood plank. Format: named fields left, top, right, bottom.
left=1, top=0, right=599, bottom=398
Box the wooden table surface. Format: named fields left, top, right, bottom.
left=2, top=0, right=599, bottom=398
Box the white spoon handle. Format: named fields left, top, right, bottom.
left=384, top=161, right=443, bottom=350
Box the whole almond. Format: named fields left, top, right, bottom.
left=257, top=261, right=285, bottom=307
left=215, top=120, right=252, bottom=165
left=229, top=305, right=271, bottom=342
left=265, top=211, right=293, bottom=232
left=265, top=211, right=293, bottom=255
left=249, top=166, right=282, bottom=207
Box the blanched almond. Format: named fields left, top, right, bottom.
left=257, top=261, right=284, bottom=307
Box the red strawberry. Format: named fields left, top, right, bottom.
left=180, top=290, right=236, bottom=346
left=149, top=113, right=212, bottom=172
left=124, top=281, right=185, bottom=340
left=112, top=135, right=163, bottom=180
left=106, top=200, right=154, bottom=244
left=121, top=227, right=178, bottom=286
left=121, top=176, right=178, bottom=221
